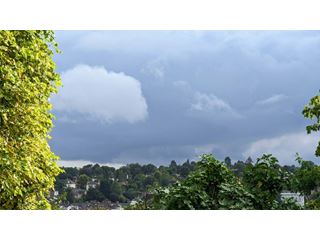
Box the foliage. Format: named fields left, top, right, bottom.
left=224, top=157, right=232, bottom=168
left=77, top=174, right=89, bottom=190
left=142, top=154, right=254, bottom=210
left=242, top=154, right=290, bottom=209
left=54, top=154, right=320, bottom=210
left=292, top=154, right=320, bottom=197
left=54, top=159, right=195, bottom=206
left=302, top=91, right=320, bottom=156
left=0, top=30, right=62, bottom=209
left=66, top=188, right=75, bottom=204
left=128, top=154, right=305, bottom=210
left=85, top=188, right=104, bottom=202
left=305, top=199, right=320, bottom=209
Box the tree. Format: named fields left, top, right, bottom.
left=99, top=179, right=113, bottom=198
left=242, top=154, right=290, bottom=209
left=232, top=160, right=247, bottom=178
left=109, top=182, right=123, bottom=202
left=92, top=164, right=103, bottom=177
left=145, top=154, right=254, bottom=210
left=168, top=160, right=178, bottom=174
left=245, top=156, right=253, bottom=164
left=116, top=167, right=129, bottom=182
left=77, top=174, right=89, bottom=190
left=142, top=164, right=157, bottom=175
left=303, top=91, right=320, bottom=156
left=62, top=167, right=79, bottom=180
left=292, top=154, right=320, bottom=197
left=224, top=157, right=232, bottom=168
left=85, top=188, right=105, bottom=202
left=101, top=166, right=115, bottom=179
left=179, top=160, right=193, bottom=178
left=0, top=30, right=62, bottom=209
left=79, top=164, right=94, bottom=177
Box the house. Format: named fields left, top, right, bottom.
left=280, top=192, right=304, bottom=206
left=86, top=181, right=99, bottom=191
left=66, top=180, right=76, bottom=189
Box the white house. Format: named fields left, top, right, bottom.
left=280, top=192, right=304, bottom=206
left=66, top=181, right=76, bottom=189
left=86, top=181, right=98, bottom=191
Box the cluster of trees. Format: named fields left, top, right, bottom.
left=54, top=160, right=196, bottom=205
left=129, top=153, right=320, bottom=210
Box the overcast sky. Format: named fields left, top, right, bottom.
left=50, top=31, right=320, bottom=166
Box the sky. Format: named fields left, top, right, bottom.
left=50, top=31, right=320, bottom=167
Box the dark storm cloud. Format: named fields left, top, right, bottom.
left=50, top=31, right=320, bottom=166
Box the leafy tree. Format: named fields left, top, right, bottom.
left=242, top=154, right=290, bottom=209
left=54, top=178, right=67, bottom=193
left=168, top=160, right=178, bottom=174
left=101, top=166, right=115, bottom=179
left=123, top=188, right=139, bottom=200
left=109, top=182, right=123, bottom=202
left=62, top=167, right=79, bottom=180
left=79, top=164, right=93, bottom=177
left=245, top=157, right=253, bottom=164
left=128, top=163, right=142, bottom=178
left=303, top=91, right=320, bottom=156
left=224, top=157, right=232, bottom=168
left=77, top=174, right=89, bottom=190
left=99, top=179, right=113, bottom=198
left=232, top=160, right=247, bottom=178
left=158, top=173, right=173, bottom=187
left=143, top=175, right=155, bottom=187
left=142, top=163, right=157, bottom=175
left=85, top=188, right=104, bottom=202
left=133, top=173, right=146, bottom=190
left=179, top=160, right=194, bottom=178
left=92, top=164, right=103, bottom=177
left=116, top=167, right=129, bottom=182
left=145, top=154, right=254, bottom=210
left=292, top=154, right=320, bottom=198
left=0, top=30, right=62, bottom=209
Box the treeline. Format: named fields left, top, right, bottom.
left=127, top=154, right=320, bottom=210
left=54, top=160, right=197, bottom=205
left=53, top=154, right=320, bottom=210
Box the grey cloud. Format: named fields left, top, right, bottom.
left=51, top=31, right=320, bottom=166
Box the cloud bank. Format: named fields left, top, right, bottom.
left=51, top=31, right=320, bottom=165
left=243, top=132, right=319, bottom=165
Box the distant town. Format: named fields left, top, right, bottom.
left=49, top=156, right=309, bottom=210
left=49, top=159, right=197, bottom=209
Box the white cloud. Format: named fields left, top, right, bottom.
left=191, top=92, right=242, bottom=118
left=59, top=160, right=124, bottom=169
left=256, top=94, right=288, bottom=105
left=243, top=132, right=319, bottom=165
left=52, top=65, right=148, bottom=123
